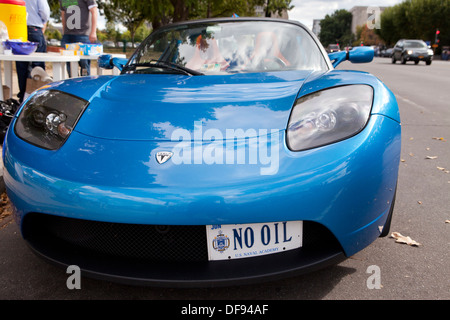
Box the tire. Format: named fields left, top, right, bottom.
left=426, top=59, right=432, bottom=65
left=401, top=55, right=407, bottom=64
left=380, top=188, right=397, bottom=237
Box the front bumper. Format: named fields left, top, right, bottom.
left=404, top=53, right=432, bottom=62
left=3, top=113, right=400, bottom=286
left=22, top=212, right=346, bottom=287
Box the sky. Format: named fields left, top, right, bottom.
left=288, top=0, right=404, bottom=30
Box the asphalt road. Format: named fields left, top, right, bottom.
left=0, top=57, right=449, bottom=301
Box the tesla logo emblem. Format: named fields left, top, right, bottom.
left=156, top=151, right=173, bottom=164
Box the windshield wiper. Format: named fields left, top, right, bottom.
left=123, top=60, right=204, bottom=76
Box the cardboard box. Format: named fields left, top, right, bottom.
left=80, top=43, right=103, bottom=56
left=66, top=43, right=103, bottom=56
left=60, top=49, right=83, bottom=56
left=65, top=42, right=83, bottom=51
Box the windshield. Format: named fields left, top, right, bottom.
left=126, top=20, right=328, bottom=75
left=404, top=40, right=427, bottom=48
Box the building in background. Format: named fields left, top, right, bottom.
left=312, top=19, right=322, bottom=36
left=349, top=6, right=387, bottom=34
left=312, top=6, right=388, bottom=41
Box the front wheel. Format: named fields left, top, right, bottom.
left=380, top=188, right=397, bottom=237
left=401, top=55, right=407, bottom=64
left=426, top=59, right=432, bottom=65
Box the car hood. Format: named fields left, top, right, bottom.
left=49, top=71, right=312, bottom=140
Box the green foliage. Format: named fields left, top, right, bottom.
left=101, top=0, right=147, bottom=44
left=47, top=0, right=62, bottom=21
left=44, top=24, right=62, bottom=40
left=100, top=0, right=292, bottom=31
left=192, top=0, right=265, bottom=19
left=48, top=0, right=294, bottom=43
left=264, top=0, right=293, bottom=17
left=376, top=0, right=450, bottom=46
left=319, top=9, right=354, bottom=47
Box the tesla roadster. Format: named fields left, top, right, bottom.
left=2, top=18, right=401, bottom=287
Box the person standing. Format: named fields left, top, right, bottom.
left=16, top=0, right=50, bottom=103
left=60, top=0, right=98, bottom=76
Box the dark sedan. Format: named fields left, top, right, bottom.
left=392, top=39, right=433, bottom=65
left=381, top=48, right=393, bottom=57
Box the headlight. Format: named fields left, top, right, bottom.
left=14, top=90, right=89, bottom=150
left=427, top=49, right=434, bottom=55
left=287, top=85, right=373, bottom=151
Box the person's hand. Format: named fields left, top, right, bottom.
left=89, top=31, right=97, bottom=43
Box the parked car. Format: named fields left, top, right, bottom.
left=381, top=48, right=393, bottom=57
left=47, top=38, right=61, bottom=47
left=4, top=18, right=400, bottom=287
left=326, top=44, right=340, bottom=53
left=371, top=45, right=380, bottom=57
left=103, top=41, right=115, bottom=48
left=392, top=39, right=433, bottom=65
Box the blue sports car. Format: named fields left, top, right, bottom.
left=3, top=18, right=401, bottom=287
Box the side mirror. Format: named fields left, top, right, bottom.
left=348, top=46, right=374, bottom=63
left=328, top=46, right=374, bottom=68
left=98, top=54, right=128, bottom=71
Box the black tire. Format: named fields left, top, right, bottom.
left=401, top=55, right=407, bottom=64
left=380, top=189, right=397, bottom=237
left=426, top=59, right=432, bottom=65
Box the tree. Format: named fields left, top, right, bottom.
left=44, top=23, right=62, bottom=40
left=148, top=0, right=270, bottom=29
left=102, top=0, right=147, bottom=46
left=319, top=9, right=353, bottom=48
left=355, top=25, right=383, bottom=46
left=47, top=0, right=62, bottom=21
left=265, top=0, right=293, bottom=17
left=376, top=6, right=398, bottom=46
left=376, top=0, right=450, bottom=47
left=193, top=0, right=265, bottom=19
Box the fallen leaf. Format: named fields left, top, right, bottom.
left=437, top=167, right=445, bottom=171
left=425, top=156, right=438, bottom=160
left=390, top=232, right=421, bottom=246
left=445, top=220, right=450, bottom=224
left=417, top=201, right=422, bottom=204
left=401, top=159, right=406, bottom=162
left=432, top=137, right=446, bottom=141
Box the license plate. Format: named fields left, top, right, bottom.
left=206, top=221, right=302, bottom=261
left=419, top=55, right=424, bottom=58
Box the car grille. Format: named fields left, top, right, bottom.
left=22, top=212, right=340, bottom=263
